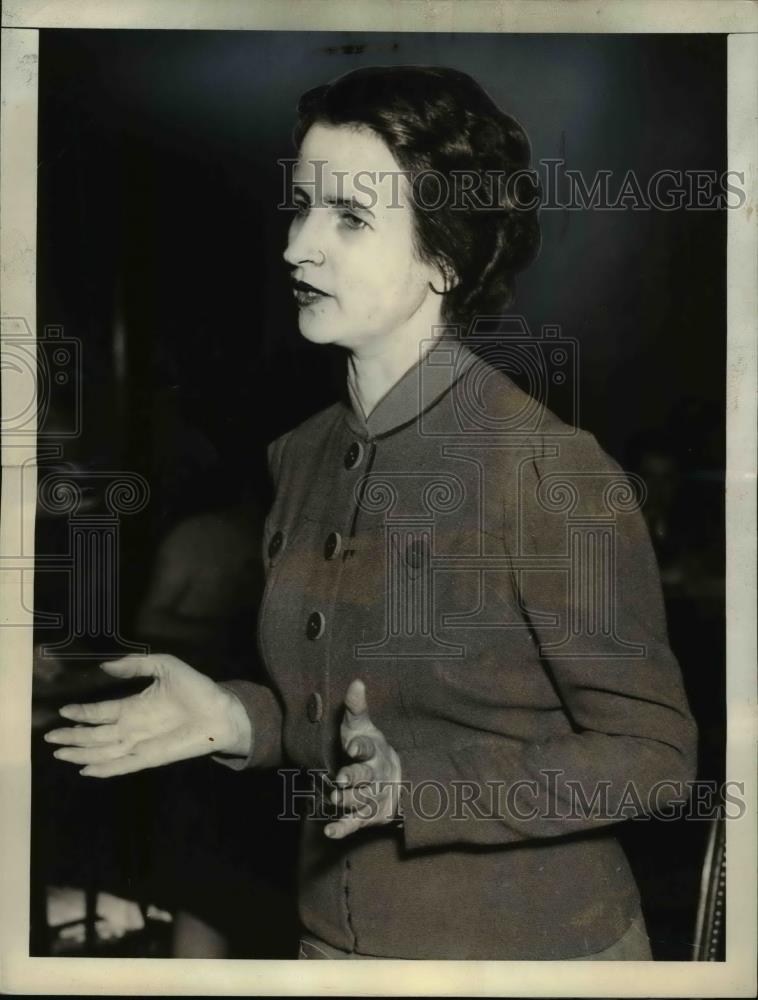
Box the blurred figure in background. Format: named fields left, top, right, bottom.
left=624, top=429, right=684, bottom=589
left=136, top=502, right=299, bottom=958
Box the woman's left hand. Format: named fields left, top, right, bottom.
left=325, top=679, right=403, bottom=840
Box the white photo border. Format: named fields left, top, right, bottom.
left=1, top=2, right=756, bottom=996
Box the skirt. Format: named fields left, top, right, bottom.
left=298, top=911, right=653, bottom=961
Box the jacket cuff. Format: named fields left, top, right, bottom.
left=396, top=746, right=518, bottom=852
left=211, top=679, right=284, bottom=771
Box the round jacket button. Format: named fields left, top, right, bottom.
left=307, top=692, right=323, bottom=723
left=268, top=530, right=284, bottom=559
left=306, top=611, right=326, bottom=640
left=405, top=538, right=426, bottom=570
left=324, top=531, right=342, bottom=560
left=344, top=441, right=364, bottom=470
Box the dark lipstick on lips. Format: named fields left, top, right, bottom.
left=292, top=279, right=330, bottom=307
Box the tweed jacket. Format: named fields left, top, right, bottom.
left=220, top=331, right=698, bottom=959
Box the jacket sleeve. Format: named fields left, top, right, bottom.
left=397, top=430, right=698, bottom=851
left=213, top=432, right=292, bottom=771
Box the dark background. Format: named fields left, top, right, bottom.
left=32, top=30, right=726, bottom=960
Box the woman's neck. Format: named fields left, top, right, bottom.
left=346, top=305, right=445, bottom=419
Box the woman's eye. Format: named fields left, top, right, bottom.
left=293, top=200, right=309, bottom=216
left=340, top=211, right=368, bottom=231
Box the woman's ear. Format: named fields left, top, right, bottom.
left=429, top=258, right=459, bottom=295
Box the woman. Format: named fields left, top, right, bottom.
left=46, top=66, right=698, bottom=960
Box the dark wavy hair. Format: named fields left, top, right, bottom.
left=293, top=65, right=541, bottom=325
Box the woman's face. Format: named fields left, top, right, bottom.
left=283, top=123, right=443, bottom=354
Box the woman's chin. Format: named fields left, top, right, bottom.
left=297, top=315, right=339, bottom=345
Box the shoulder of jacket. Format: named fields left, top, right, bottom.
left=459, top=370, right=626, bottom=495
left=464, top=358, right=623, bottom=467
left=265, top=401, right=344, bottom=479
left=521, top=428, right=626, bottom=493
left=465, top=364, right=576, bottom=444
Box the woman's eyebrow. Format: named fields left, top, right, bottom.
left=293, top=184, right=375, bottom=218
left=323, top=194, right=376, bottom=218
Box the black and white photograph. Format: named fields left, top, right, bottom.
left=0, top=1, right=755, bottom=995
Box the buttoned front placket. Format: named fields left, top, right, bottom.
left=307, top=422, right=376, bottom=951
left=342, top=437, right=378, bottom=560
left=301, top=335, right=480, bottom=951
left=300, top=422, right=374, bottom=776
left=283, top=414, right=380, bottom=755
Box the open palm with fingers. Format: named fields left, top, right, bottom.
left=325, top=679, right=403, bottom=840
left=45, top=654, right=251, bottom=777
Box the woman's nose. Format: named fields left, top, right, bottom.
left=283, top=213, right=326, bottom=267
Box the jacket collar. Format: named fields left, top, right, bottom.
left=342, top=331, right=479, bottom=440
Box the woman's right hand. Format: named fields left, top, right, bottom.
left=44, top=654, right=252, bottom=777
